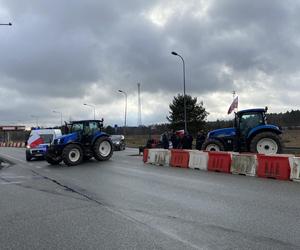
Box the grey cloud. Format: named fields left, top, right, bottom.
left=0, top=0, right=299, bottom=125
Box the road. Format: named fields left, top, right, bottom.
left=0, top=147, right=300, bottom=250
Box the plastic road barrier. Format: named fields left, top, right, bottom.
left=170, top=149, right=189, bottom=168
left=188, top=151, right=208, bottom=170
left=147, top=149, right=157, bottom=164
left=257, top=154, right=292, bottom=180
left=231, top=153, right=258, bottom=176
left=290, top=157, right=300, bottom=181
left=154, top=149, right=170, bottom=166
left=146, top=149, right=170, bottom=165
left=208, top=152, right=232, bottom=173
left=143, top=148, right=149, bottom=163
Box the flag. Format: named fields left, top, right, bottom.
left=227, top=96, right=238, bottom=114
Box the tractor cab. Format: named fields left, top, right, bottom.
left=68, top=120, right=103, bottom=145
left=235, top=109, right=266, bottom=136
left=202, top=107, right=283, bottom=154
left=234, top=109, right=267, bottom=150
left=65, top=119, right=103, bottom=134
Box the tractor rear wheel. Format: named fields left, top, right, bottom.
left=94, top=137, right=113, bottom=161
left=202, top=140, right=224, bottom=151
left=250, top=132, right=283, bottom=154
left=62, top=144, right=83, bottom=166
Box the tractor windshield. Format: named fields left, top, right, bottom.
left=239, top=112, right=265, bottom=136
left=71, top=123, right=84, bottom=132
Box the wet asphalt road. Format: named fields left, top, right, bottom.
left=0, top=147, right=300, bottom=250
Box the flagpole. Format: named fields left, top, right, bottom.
left=232, top=90, right=237, bottom=112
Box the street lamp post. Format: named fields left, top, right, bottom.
left=171, top=51, right=187, bottom=132
left=83, top=103, right=96, bottom=120
left=118, top=90, right=127, bottom=135
left=53, top=110, right=63, bottom=126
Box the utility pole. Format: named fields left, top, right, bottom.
left=137, top=83, right=142, bottom=126
left=118, top=90, right=127, bottom=135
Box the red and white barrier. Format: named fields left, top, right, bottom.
left=207, top=151, right=232, bottom=173
left=257, top=154, right=293, bottom=181
left=154, top=149, right=171, bottom=166
left=143, top=149, right=149, bottom=163
left=231, top=153, right=258, bottom=176
left=290, top=157, right=300, bottom=181
left=0, top=142, right=26, bottom=148
left=188, top=151, right=208, bottom=170
left=142, top=149, right=300, bottom=183
left=170, top=149, right=189, bottom=168
left=147, top=149, right=170, bottom=166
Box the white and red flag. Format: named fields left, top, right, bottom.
left=227, top=96, right=238, bottom=114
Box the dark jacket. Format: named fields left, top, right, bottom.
left=171, top=133, right=179, bottom=149
left=196, top=133, right=206, bottom=150
left=162, top=133, right=169, bottom=149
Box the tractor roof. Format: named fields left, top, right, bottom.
left=237, top=108, right=266, bottom=114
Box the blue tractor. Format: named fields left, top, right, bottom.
left=202, top=108, right=283, bottom=154
left=45, top=120, right=113, bottom=166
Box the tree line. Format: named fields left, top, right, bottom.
left=104, top=94, right=300, bottom=136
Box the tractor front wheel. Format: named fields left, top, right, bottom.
left=250, top=132, right=283, bottom=154
left=45, top=153, right=62, bottom=165
left=94, top=137, right=113, bottom=161
left=202, top=140, right=225, bottom=151
left=62, top=144, right=83, bottom=166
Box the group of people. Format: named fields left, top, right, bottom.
left=161, top=130, right=206, bottom=150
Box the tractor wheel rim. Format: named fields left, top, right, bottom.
left=257, top=138, right=278, bottom=154
left=69, top=148, right=80, bottom=162
left=99, top=141, right=111, bottom=157
left=206, top=144, right=220, bottom=151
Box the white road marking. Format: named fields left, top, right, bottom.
left=0, top=181, right=23, bottom=185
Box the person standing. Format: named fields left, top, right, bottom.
left=187, top=133, right=193, bottom=149
left=170, top=131, right=178, bottom=149
left=181, top=133, right=190, bottom=149
left=196, top=130, right=206, bottom=150
left=162, top=132, right=169, bottom=149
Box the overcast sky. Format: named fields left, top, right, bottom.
left=0, top=0, right=299, bottom=127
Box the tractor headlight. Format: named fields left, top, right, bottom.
left=57, top=138, right=61, bottom=144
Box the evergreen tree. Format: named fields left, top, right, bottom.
left=167, top=94, right=209, bottom=134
